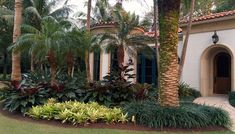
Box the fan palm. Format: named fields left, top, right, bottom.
left=12, top=16, right=71, bottom=85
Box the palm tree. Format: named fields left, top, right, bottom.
left=100, top=10, right=153, bottom=72
left=11, top=0, right=23, bottom=82
left=179, top=0, right=195, bottom=78
left=85, top=0, right=92, bottom=82
left=12, top=16, right=70, bottom=85
left=76, top=0, right=111, bottom=26
left=23, top=0, right=73, bottom=71
left=158, top=0, right=181, bottom=107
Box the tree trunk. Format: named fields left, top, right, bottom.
left=85, top=0, right=92, bottom=82
left=48, top=49, right=57, bottom=86
left=117, top=44, right=124, bottom=68
left=158, top=0, right=181, bottom=107
left=153, top=0, right=160, bottom=90
left=67, top=51, right=74, bottom=77
left=11, top=0, right=22, bottom=82
left=179, top=0, right=195, bottom=78
left=30, top=52, right=35, bottom=72
left=3, top=51, right=7, bottom=80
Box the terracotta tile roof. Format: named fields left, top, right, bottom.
left=91, top=21, right=118, bottom=27
left=180, top=10, right=235, bottom=24
left=91, top=21, right=182, bottom=38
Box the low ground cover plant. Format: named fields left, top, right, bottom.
left=123, top=100, right=231, bottom=129
left=27, top=101, right=127, bottom=125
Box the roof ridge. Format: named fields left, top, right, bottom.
left=180, top=10, right=235, bottom=24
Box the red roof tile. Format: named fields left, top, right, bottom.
left=180, top=10, right=235, bottom=24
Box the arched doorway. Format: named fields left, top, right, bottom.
left=213, top=52, right=231, bottom=94
left=200, top=44, right=234, bottom=96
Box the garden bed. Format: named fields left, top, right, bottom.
left=0, top=107, right=229, bottom=133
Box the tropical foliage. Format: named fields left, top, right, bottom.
left=27, top=101, right=127, bottom=124
left=124, top=100, right=231, bottom=128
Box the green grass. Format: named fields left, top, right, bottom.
left=0, top=112, right=233, bottom=134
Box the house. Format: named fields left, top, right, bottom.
left=89, top=10, right=235, bottom=96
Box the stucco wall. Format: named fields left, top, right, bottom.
left=181, top=29, right=235, bottom=92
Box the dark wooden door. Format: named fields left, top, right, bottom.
left=214, top=52, right=231, bottom=94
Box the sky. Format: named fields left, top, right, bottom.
left=67, top=0, right=153, bottom=18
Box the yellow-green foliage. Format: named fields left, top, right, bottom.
left=27, top=101, right=127, bottom=125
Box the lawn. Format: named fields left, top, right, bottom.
left=0, top=112, right=233, bottom=134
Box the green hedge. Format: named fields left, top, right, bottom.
left=123, top=101, right=231, bottom=128
left=27, top=101, right=127, bottom=125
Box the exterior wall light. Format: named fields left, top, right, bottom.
left=212, top=31, right=219, bottom=44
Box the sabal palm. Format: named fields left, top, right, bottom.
left=100, top=10, right=153, bottom=70
left=12, top=16, right=70, bottom=85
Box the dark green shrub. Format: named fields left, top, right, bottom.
left=229, top=91, right=235, bottom=107
left=179, top=82, right=201, bottom=102
left=1, top=80, right=51, bottom=114
left=123, top=101, right=231, bottom=128
left=0, top=70, right=87, bottom=114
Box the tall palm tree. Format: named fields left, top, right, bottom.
left=153, top=0, right=160, bottom=89
left=11, top=0, right=23, bottom=82
left=158, top=0, right=181, bottom=107
left=12, top=16, right=70, bottom=85
left=85, top=0, right=92, bottom=82
left=179, top=0, right=195, bottom=78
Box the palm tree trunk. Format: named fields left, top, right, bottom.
left=30, top=52, right=35, bottom=72
left=3, top=51, right=7, bottom=80
left=153, top=0, right=160, bottom=90
left=48, top=49, right=57, bottom=86
left=117, top=44, right=124, bottom=68
left=67, top=51, right=74, bottom=77
left=158, top=0, right=181, bottom=107
left=179, top=0, right=195, bottom=78
left=11, top=0, right=22, bottom=82
left=85, top=0, right=92, bottom=82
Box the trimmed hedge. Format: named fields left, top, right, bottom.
left=27, top=101, right=127, bottom=125
left=123, top=101, right=231, bottom=128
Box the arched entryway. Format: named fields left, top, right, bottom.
left=200, top=44, right=234, bottom=96
left=213, top=52, right=231, bottom=94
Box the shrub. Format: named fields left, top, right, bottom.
left=123, top=101, right=231, bottom=128
left=81, top=64, right=134, bottom=107
left=1, top=80, right=51, bottom=114
left=0, top=70, right=88, bottom=114
left=27, top=101, right=127, bottom=125
left=179, top=82, right=201, bottom=102
left=229, top=91, right=235, bottom=107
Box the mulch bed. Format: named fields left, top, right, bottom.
left=0, top=108, right=229, bottom=133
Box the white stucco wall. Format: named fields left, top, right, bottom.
left=181, top=29, right=235, bottom=91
